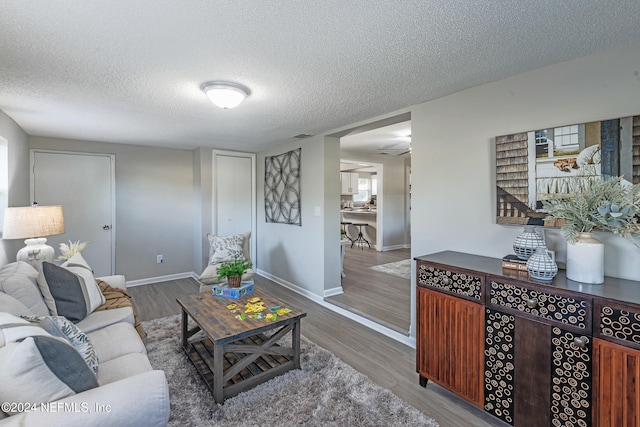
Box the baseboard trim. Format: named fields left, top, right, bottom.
left=256, top=269, right=416, bottom=348
left=323, top=286, right=344, bottom=297
left=126, top=272, right=197, bottom=287
left=381, top=243, right=411, bottom=251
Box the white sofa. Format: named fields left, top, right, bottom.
left=0, top=261, right=170, bottom=427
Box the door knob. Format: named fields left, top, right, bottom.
left=103, top=225, right=111, bottom=230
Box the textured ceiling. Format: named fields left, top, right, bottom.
left=341, top=121, right=412, bottom=156
left=2, top=1, right=640, bottom=152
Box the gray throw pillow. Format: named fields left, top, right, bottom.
left=42, top=262, right=88, bottom=323
left=0, top=335, right=98, bottom=414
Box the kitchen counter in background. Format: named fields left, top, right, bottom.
left=340, top=209, right=377, bottom=214
left=341, top=210, right=377, bottom=247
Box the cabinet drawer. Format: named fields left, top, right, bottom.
left=597, top=303, right=640, bottom=348
left=417, top=263, right=482, bottom=300
left=489, top=279, right=591, bottom=330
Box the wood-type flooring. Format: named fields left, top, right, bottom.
left=326, top=245, right=411, bottom=334
left=128, top=268, right=506, bottom=427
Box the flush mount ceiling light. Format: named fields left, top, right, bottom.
left=200, top=81, right=250, bottom=109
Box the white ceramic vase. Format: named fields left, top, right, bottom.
left=566, top=232, right=604, bottom=284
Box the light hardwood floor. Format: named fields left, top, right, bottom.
left=326, top=245, right=411, bottom=334
left=128, top=275, right=506, bottom=427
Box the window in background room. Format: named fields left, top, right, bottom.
left=371, top=175, right=378, bottom=196
left=353, top=178, right=371, bottom=202
left=554, top=125, right=579, bottom=149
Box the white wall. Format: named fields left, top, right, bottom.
left=28, top=136, right=195, bottom=281
left=257, top=136, right=341, bottom=296
left=0, top=110, right=30, bottom=265
left=410, top=42, right=640, bottom=281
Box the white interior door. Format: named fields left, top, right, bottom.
left=31, top=150, right=115, bottom=276
left=213, top=151, right=255, bottom=262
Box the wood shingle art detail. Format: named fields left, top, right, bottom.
left=495, top=133, right=531, bottom=224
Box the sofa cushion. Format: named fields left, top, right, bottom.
left=87, top=322, right=146, bottom=363
left=0, top=312, right=49, bottom=347
left=41, top=262, right=101, bottom=323
left=0, top=292, right=33, bottom=317
left=62, top=253, right=106, bottom=311
left=0, top=315, right=99, bottom=415
left=0, top=262, right=49, bottom=316
left=22, top=315, right=99, bottom=374
left=75, top=306, right=134, bottom=333
left=0, top=335, right=99, bottom=414
left=97, top=352, right=153, bottom=386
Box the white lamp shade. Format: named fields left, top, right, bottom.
left=201, top=82, right=249, bottom=109
left=2, top=205, right=65, bottom=239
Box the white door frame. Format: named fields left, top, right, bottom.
left=211, top=150, right=257, bottom=264
left=29, top=149, right=116, bottom=274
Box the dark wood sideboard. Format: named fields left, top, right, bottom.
left=415, top=251, right=640, bottom=427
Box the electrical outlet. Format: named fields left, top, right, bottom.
left=157, top=254, right=163, bottom=264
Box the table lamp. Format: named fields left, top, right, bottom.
left=2, top=205, right=65, bottom=271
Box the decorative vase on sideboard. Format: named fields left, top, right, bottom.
left=526, top=246, right=558, bottom=281
left=513, top=225, right=546, bottom=260
left=566, top=232, right=604, bottom=284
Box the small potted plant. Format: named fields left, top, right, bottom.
left=217, top=258, right=252, bottom=288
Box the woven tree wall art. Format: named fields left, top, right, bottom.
left=264, top=148, right=301, bottom=226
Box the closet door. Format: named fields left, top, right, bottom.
left=212, top=152, right=255, bottom=261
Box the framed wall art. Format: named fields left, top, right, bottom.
left=265, top=148, right=301, bottom=226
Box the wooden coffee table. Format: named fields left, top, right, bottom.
left=177, top=289, right=307, bottom=403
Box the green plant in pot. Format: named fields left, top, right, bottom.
left=542, top=176, right=640, bottom=283
left=217, top=258, right=252, bottom=288
left=542, top=176, right=640, bottom=243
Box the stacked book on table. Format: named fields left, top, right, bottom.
left=502, top=254, right=530, bottom=280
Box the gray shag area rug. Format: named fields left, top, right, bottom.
left=142, top=314, right=437, bottom=427
left=369, top=259, right=411, bottom=280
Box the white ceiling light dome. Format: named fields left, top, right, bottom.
left=200, top=81, right=250, bottom=109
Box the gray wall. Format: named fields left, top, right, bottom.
left=257, top=137, right=341, bottom=296
left=28, top=137, right=194, bottom=281
left=192, top=147, right=213, bottom=274
left=409, top=42, right=640, bottom=281
left=0, top=110, right=30, bottom=265
left=3, top=41, right=640, bottom=296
